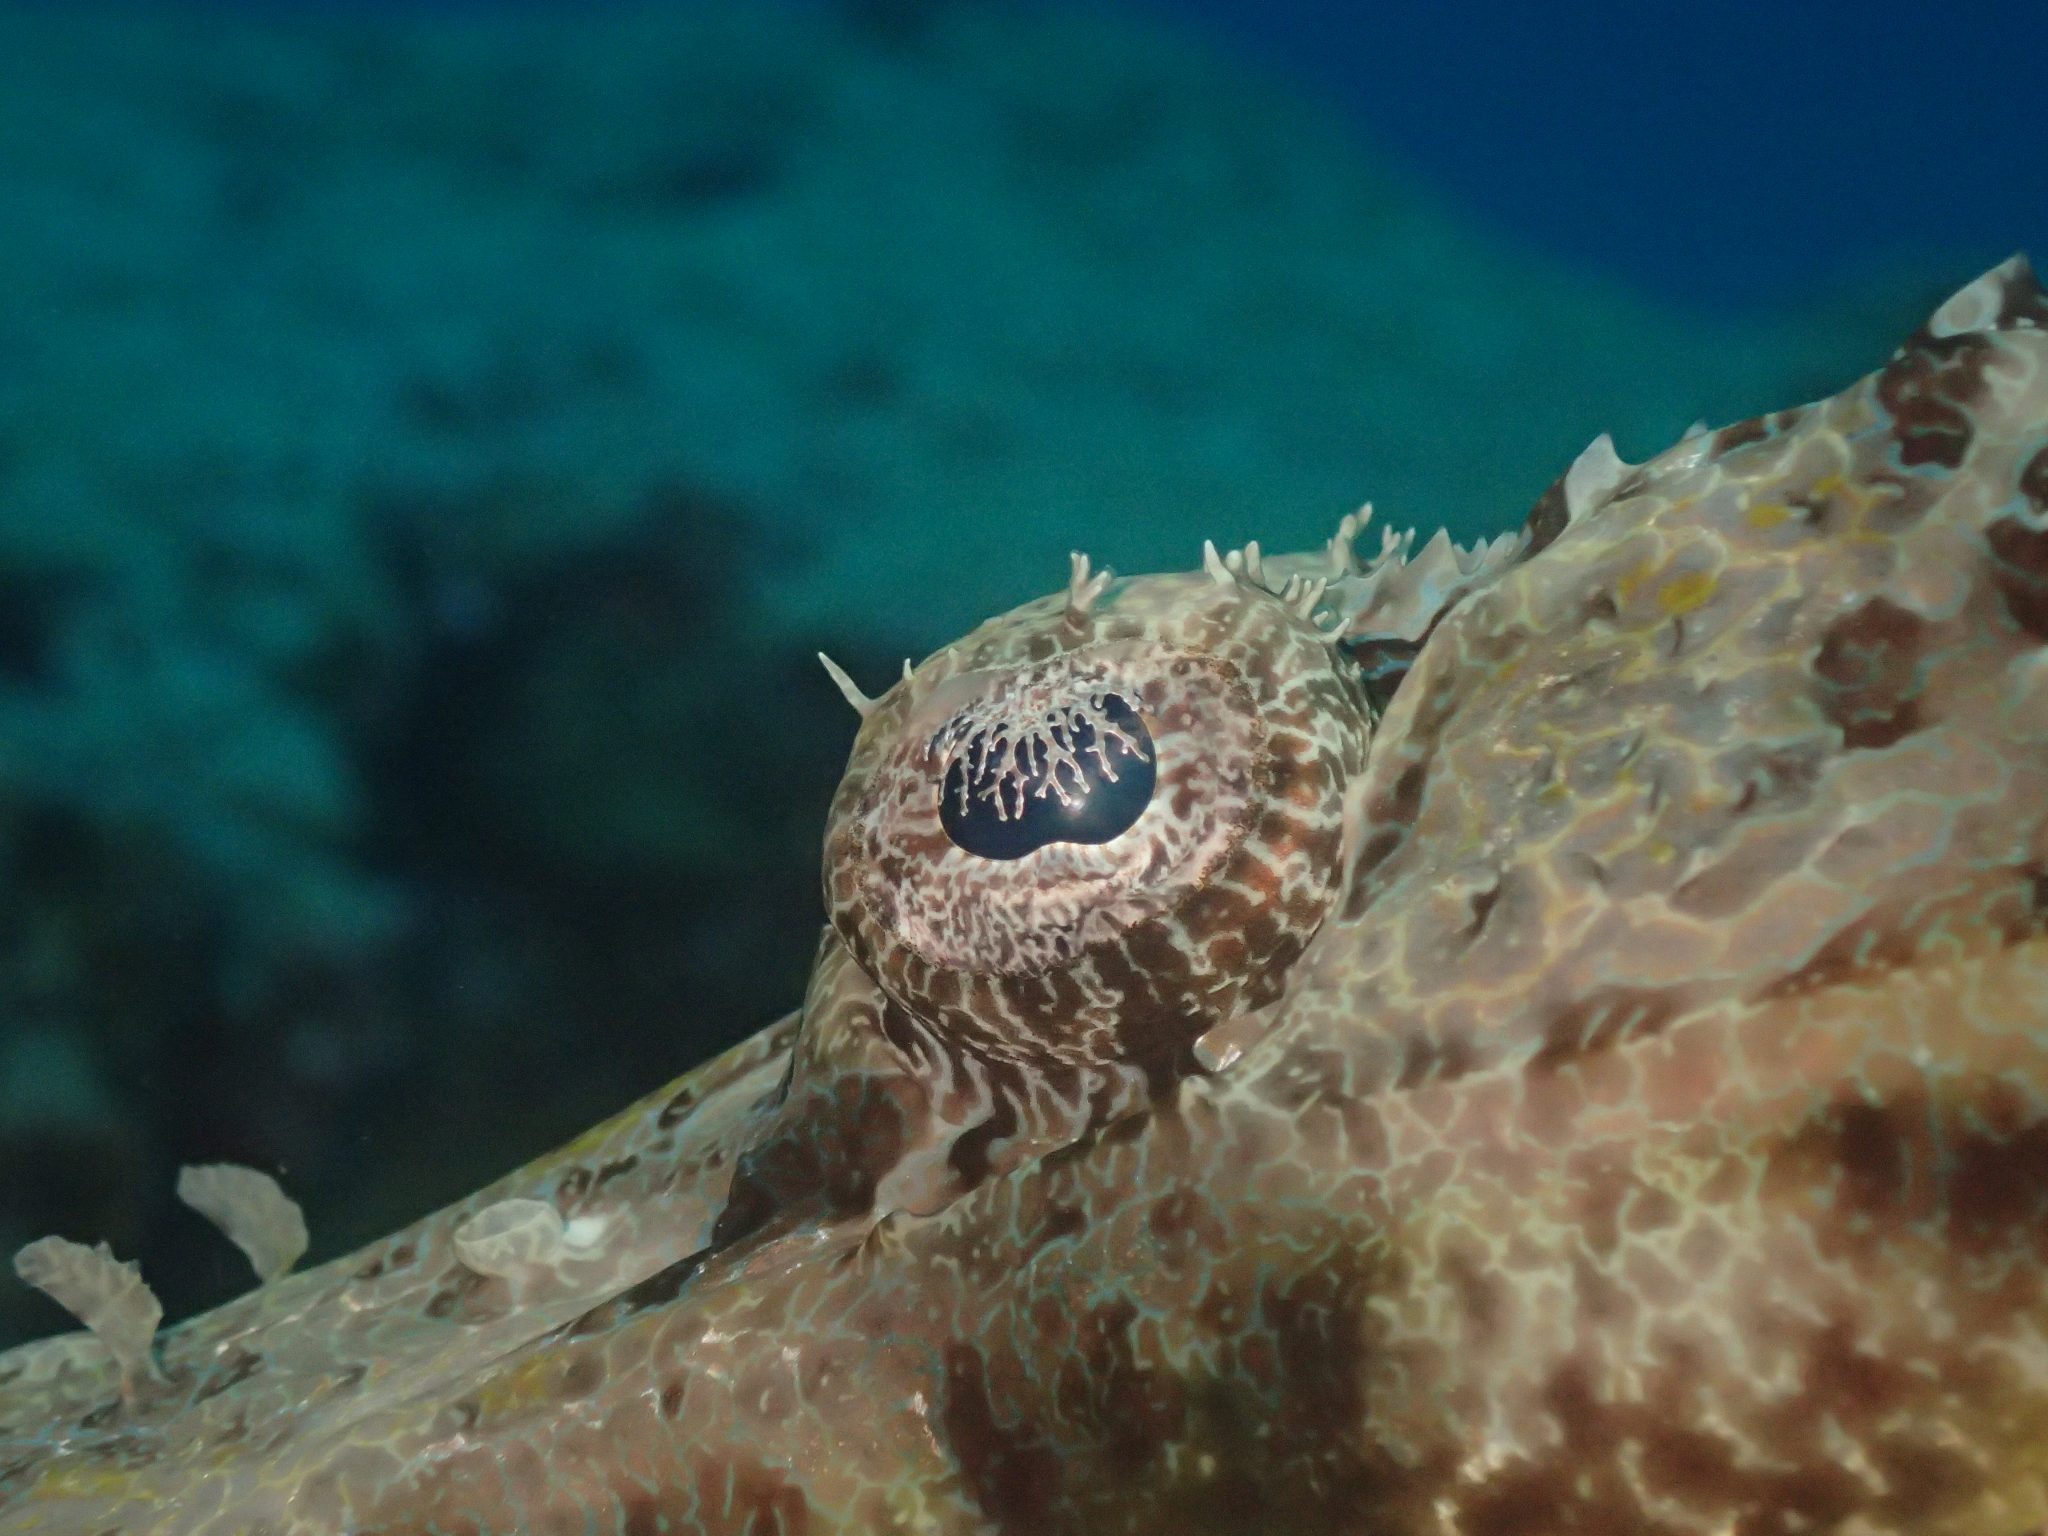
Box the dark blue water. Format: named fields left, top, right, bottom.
left=197, top=0, right=2048, bottom=308
left=1140, top=0, right=2048, bottom=308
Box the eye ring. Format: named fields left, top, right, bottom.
left=822, top=574, right=1370, bottom=1072
left=933, top=690, right=1157, bottom=859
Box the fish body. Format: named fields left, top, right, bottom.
left=5, top=260, right=2048, bottom=1534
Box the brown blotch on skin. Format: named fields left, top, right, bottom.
left=1256, top=1260, right=1369, bottom=1444
left=923, top=967, right=963, bottom=1011
left=1812, top=596, right=1929, bottom=749
left=1459, top=877, right=1501, bottom=944
left=1175, top=880, right=1257, bottom=942
left=1064, top=1296, right=1185, bottom=1480
left=1762, top=1075, right=2048, bottom=1262
left=193, top=1347, right=264, bottom=1402
left=1037, top=1202, right=1086, bottom=1245
left=1099, top=1111, right=1150, bottom=1150
left=820, top=1078, right=917, bottom=1215
left=1726, top=740, right=1828, bottom=818
left=596, top=1253, right=703, bottom=1325
left=1394, top=1029, right=1477, bottom=1092
left=947, top=1087, right=1020, bottom=1188
left=1201, top=926, right=1251, bottom=974
left=1985, top=515, right=2048, bottom=642
left=1522, top=475, right=1571, bottom=556
left=725, top=1458, right=812, bottom=1536
left=1379, top=759, right=1429, bottom=828
left=1439, top=1242, right=1504, bottom=1348
left=664, top=1456, right=811, bottom=1536
left=620, top=1491, right=673, bottom=1536
left=1627, top=1184, right=1682, bottom=1234
left=656, top=1082, right=696, bottom=1128
left=421, top=1266, right=489, bottom=1320
left=1529, top=985, right=1686, bottom=1069
left=1763, top=1096, right=1923, bottom=1236
left=996, top=964, right=1092, bottom=1042
left=1058, top=1240, right=1405, bottom=1536
left=1758, top=915, right=1924, bottom=1001
left=554, top=1166, right=594, bottom=1209
left=941, top=1344, right=1061, bottom=1536
left=1341, top=757, right=1430, bottom=920
left=1434, top=1296, right=1983, bottom=1533
left=1457, top=1351, right=1885, bottom=1535
left=559, top=1351, right=605, bottom=1400
left=1995, top=263, right=2048, bottom=329
left=875, top=1000, right=927, bottom=1064
left=1877, top=332, right=1992, bottom=471
left=715, top=1068, right=916, bottom=1242
left=1713, top=414, right=1773, bottom=454
left=1944, top=1082, right=2048, bottom=1253
left=2020, top=443, right=2048, bottom=514
left=1147, top=1188, right=1200, bottom=1242
left=1341, top=827, right=1404, bottom=920
left=704, top=1165, right=779, bottom=1253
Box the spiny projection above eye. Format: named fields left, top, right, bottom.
left=932, top=690, right=1157, bottom=858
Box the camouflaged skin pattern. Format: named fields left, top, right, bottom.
left=3, top=258, right=2048, bottom=1535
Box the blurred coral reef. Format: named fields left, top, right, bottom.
left=0, top=0, right=1935, bottom=1344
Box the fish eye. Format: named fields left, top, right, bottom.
left=933, top=690, right=1157, bottom=859
left=822, top=578, right=1372, bottom=1073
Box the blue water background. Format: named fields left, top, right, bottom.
left=196, top=0, right=2048, bottom=308
left=1141, top=0, right=2048, bottom=308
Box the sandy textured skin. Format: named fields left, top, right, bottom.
left=4, top=259, right=2048, bottom=1534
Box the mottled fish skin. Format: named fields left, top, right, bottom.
left=5, top=259, right=2048, bottom=1535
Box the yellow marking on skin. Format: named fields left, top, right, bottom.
left=1745, top=501, right=1791, bottom=530
left=1658, top=571, right=1716, bottom=616
left=548, top=1094, right=658, bottom=1165
left=30, top=1463, right=138, bottom=1500
left=1816, top=472, right=1894, bottom=536
left=1614, top=558, right=1659, bottom=605
left=473, top=1351, right=565, bottom=1420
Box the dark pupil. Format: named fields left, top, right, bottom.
left=938, top=692, right=1156, bottom=859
